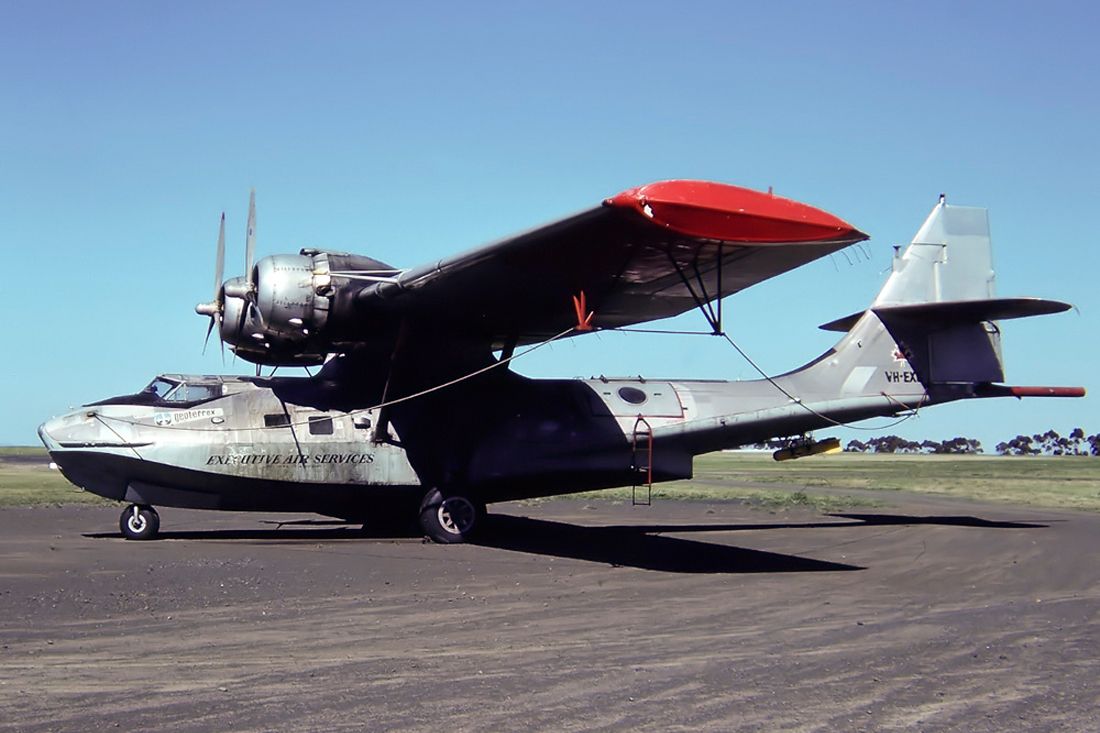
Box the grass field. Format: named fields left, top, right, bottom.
left=0, top=447, right=113, bottom=507
left=3, top=447, right=1100, bottom=512
left=672, top=451, right=1100, bottom=511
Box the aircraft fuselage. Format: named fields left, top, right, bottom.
left=38, top=369, right=703, bottom=521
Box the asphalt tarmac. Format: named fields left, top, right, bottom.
left=2, top=494, right=1098, bottom=732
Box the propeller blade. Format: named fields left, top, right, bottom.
left=244, top=189, right=257, bottom=287
left=197, top=212, right=227, bottom=357
left=202, top=316, right=216, bottom=355
left=214, top=212, right=225, bottom=301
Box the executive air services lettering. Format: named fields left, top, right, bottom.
left=206, top=453, right=375, bottom=466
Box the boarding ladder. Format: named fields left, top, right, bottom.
left=631, top=415, right=653, bottom=506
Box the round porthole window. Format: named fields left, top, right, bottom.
left=618, top=386, right=647, bottom=405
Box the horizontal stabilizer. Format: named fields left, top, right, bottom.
left=819, top=297, right=1072, bottom=332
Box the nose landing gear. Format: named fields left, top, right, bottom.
left=120, top=504, right=161, bottom=541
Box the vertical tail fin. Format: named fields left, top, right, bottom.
left=874, top=199, right=995, bottom=307
left=808, top=198, right=1071, bottom=397
left=874, top=200, right=1005, bottom=384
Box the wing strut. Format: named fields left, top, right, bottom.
left=716, top=243, right=724, bottom=333
left=665, top=245, right=725, bottom=335
left=498, top=333, right=518, bottom=363
left=371, top=321, right=410, bottom=444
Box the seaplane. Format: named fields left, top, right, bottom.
left=38, top=181, right=1084, bottom=542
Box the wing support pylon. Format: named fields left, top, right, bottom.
left=371, top=321, right=410, bottom=444
left=665, top=245, right=725, bottom=335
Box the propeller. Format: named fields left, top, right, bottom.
left=196, top=213, right=227, bottom=356
left=244, top=188, right=256, bottom=292
left=199, top=213, right=226, bottom=354
left=224, top=189, right=265, bottom=333
left=196, top=189, right=263, bottom=361
left=243, top=189, right=266, bottom=332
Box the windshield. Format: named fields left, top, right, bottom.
left=143, top=378, right=179, bottom=399
left=163, top=383, right=222, bottom=402
left=89, top=376, right=221, bottom=408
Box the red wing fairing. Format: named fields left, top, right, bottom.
left=357, top=181, right=866, bottom=346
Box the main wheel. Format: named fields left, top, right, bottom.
left=419, top=489, right=482, bottom=544
left=120, top=504, right=160, bottom=541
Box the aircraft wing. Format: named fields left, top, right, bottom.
left=358, top=180, right=868, bottom=347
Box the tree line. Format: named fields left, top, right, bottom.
left=843, top=428, right=1099, bottom=456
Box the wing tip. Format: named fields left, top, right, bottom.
left=605, top=179, right=865, bottom=244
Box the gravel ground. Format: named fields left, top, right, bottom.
left=1, top=495, right=1098, bottom=732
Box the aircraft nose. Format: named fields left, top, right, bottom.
left=38, top=418, right=62, bottom=452
left=36, top=409, right=116, bottom=450
left=38, top=408, right=147, bottom=453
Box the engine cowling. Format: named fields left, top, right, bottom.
left=215, top=254, right=331, bottom=366
left=217, top=251, right=398, bottom=366
left=254, top=253, right=332, bottom=340
left=195, top=193, right=402, bottom=367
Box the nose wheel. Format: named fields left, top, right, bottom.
left=120, top=504, right=160, bottom=541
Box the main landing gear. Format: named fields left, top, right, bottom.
left=418, top=489, right=485, bottom=544
left=120, top=504, right=160, bottom=541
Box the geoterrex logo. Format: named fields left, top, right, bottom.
left=153, top=408, right=224, bottom=426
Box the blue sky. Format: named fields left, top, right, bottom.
left=2, top=1, right=1096, bottom=448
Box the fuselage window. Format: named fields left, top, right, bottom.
left=618, top=386, right=648, bottom=405
left=264, top=413, right=291, bottom=428
left=308, top=416, right=334, bottom=435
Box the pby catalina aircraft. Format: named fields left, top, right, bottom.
left=39, top=181, right=1084, bottom=542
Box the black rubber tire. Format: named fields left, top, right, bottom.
left=418, top=489, right=482, bottom=544
left=119, top=505, right=160, bottom=541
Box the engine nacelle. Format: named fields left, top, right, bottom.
left=216, top=251, right=397, bottom=367
left=254, top=253, right=332, bottom=340
left=216, top=255, right=331, bottom=366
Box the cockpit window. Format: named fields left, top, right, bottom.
left=91, top=377, right=222, bottom=409
left=164, top=383, right=223, bottom=402
left=144, top=378, right=179, bottom=399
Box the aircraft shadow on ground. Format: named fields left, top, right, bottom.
left=611, top=513, right=1050, bottom=534
left=473, top=515, right=863, bottom=573
left=83, top=521, right=858, bottom=573
left=83, top=525, right=409, bottom=542
left=829, top=513, right=1049, bottom=529
left=82, top=511, right=1047, bottom=573
left=470, top=512, right=1046, bottom=572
